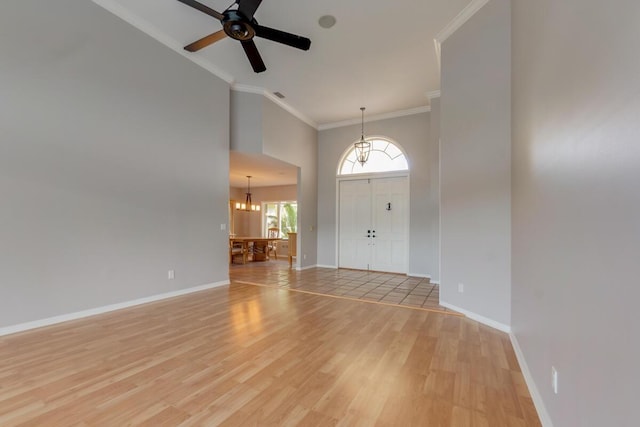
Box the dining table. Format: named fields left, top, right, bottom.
left=230, top=236, right=281, bottom=262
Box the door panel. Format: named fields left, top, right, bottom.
left=338, top=180, right=371, bottom=270
left=371, top=177, right=408, bottom=273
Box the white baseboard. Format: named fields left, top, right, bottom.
left=510, top=333, right=554, bottom=427
left=0, top=280, right=230, bottom=337
left=316, top=264, right=338, bottom=269
left=439, top=301, right=511, bottom=333
left=407, top=274, right=440, bottom=285
left=407, top=273, right=431, bottom=279
left=297, top=264, right=320, bottom=271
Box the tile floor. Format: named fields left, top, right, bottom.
left=230, top=259, right=456, bottom=314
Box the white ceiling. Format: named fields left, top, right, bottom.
left=229, top=151, right=297, bottom=188
left=94, top=0, right=472, bottom=126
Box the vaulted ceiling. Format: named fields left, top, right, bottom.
left=94, top=0, right=472, bottom=127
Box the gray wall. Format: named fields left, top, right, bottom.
left=317, top=113, right=435, bottom=277
left=512, top=0, right=640, bottom=425
left=440, top=0, right=511, bottom=326
left=230, top=93, right=318, bottom=268
left=262, top=98, right=318, bottom=268
left=0, top=0, right=230, bottom=328
left=230, top=92, right=263, bottom=154
left=429, top=98, right=441, bottom=282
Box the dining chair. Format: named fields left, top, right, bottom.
left=267, top=227, right=279, bottom=260
left=229, top=240, right=247, bottom=265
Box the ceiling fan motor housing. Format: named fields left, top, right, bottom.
left=222, top=10, right=255, bottom=40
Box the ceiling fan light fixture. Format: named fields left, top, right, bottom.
left=354, top=107, right=371, bottom=166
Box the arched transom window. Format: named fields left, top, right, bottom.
left=339, top=138, right=409, bottom=175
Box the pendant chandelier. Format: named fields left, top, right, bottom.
left=235, top=176, right=260, bottom=211
left=354, top=107, right=371, bottom=166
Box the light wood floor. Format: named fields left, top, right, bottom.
left=0, top=281, right=541, bottom=426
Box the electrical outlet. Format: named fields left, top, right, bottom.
left=303, top=254, right=307, bottom=260
left=458, top=283, right=464, bottom=293
left=551, top=366, right=558, bottom=394
left=220, top=223, right=226, bottom=231
left=168, top=270, right=175, bottom=280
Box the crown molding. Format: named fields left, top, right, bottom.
left=92, top=0, right=235, bottom=84
left=433, top=38, right=442, bottom=70
left=231, top=84, right=318, bottom=129
left=433, top=0, right=490, bottom=67
left=231, top=84, right=264, bottom=96
left=318, top=106, right=431, bottom=131
left=426, top=90, right=441, bottom=100
left=435, top=0, right=490, bottom=43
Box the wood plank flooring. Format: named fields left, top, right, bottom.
left=0, top=281, right=541, bottom=426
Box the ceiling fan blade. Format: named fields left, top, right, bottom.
left=184, top=30, right=227, bottom=52
left=177, top=0, right=224, bottom=20
left=241, top=40, right=266, bottom=73
left=237, top=0, right=263, bottom=20
left=254, top=25, right=311, bottom=51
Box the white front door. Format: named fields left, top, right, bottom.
left=370, top=177, right=408, bottom=273
left=338, top=176, right=408, bottom=273
left=338, top=179, right=371, bottom=270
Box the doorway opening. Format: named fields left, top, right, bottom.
left=229, top=151, right=299, bottom=267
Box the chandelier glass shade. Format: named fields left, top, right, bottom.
left=235, top=176, right=260, bottom=211
left=354, top=107, right=371, bottom=166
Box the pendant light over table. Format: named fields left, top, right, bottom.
left=235, top=175, right=260, bottom=211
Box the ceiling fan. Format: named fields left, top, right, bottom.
left=177, top=0, right=311, bottom=73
